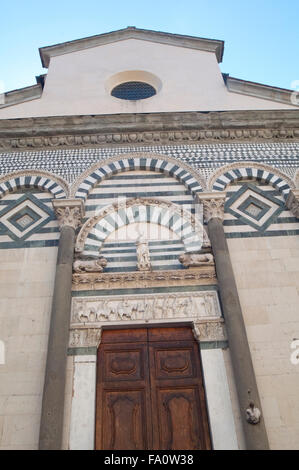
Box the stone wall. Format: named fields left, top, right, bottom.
left=0, top=247, right=57, bottom=449
left=227, top=235, right=299, bottom=449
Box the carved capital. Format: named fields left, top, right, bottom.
left=69, top=328, right=102, bottom=348
left=192, top=319, right=227, bottom=342
left=286, top=189, right=299, bottom=218
left=197, top=192, right=226, bottom=223
left=52, top=199, right=85, bottom=230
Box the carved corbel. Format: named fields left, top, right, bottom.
left=286, top=189, right=299, bottom=218
left=197, top=192, right=226, bottom=224
left=52, top=199, right=85, bottom=230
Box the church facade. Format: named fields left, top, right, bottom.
left=0, top=27, right=298, bottom=450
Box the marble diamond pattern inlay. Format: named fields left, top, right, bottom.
left=0, top=193, right=54, bottom=240
left=16, top=214, right=35, bottom=229
left=225, top=183, right=284, bottom=232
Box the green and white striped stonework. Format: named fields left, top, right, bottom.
left=0, top=189, right=59, bottom=249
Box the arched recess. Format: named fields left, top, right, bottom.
left=208, top=162, right=295, bottom=199
left=75, top=198, right=209, bottom=256
left=0, top=170, right=69, bottom=199
left=71, top=153, right=206, bottom=200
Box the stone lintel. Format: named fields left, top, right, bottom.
left=72, top=267, right=217, bottom=291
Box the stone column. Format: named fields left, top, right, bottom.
left=197, top=192, right=269, bottom=450
left=39, top=199, right=84, bottom=450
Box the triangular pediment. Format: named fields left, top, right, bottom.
left=39, top=26, right=224, bottom=68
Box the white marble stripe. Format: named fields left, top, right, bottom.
left=138, top=205, right=147, bottom=222
left=8, top=179, right=17, bottom=190
left=38, top=177, right=47, bottom=188
left=125, top=206, right=136, bottom=225
left=29, top=232, right=60, bottom=241
left=92, top=226, right=107, bottom=240
left=121, top=159, right=130, bottom=170
left=219, top=175, right=233, bottom=185
left=113, top=161, right=123, bottom=171
left=150, top=206, right=163, bottom=224
left=213, top=183, right=226, bottom=191
left=82, top=250, right=99, bottom=257
left=55, top=192, right=66, bottom=199
left=155, top=159, right=165, bottom=170
left=76, top=191, right=88, bottom=199
left=223, top=225, right=257, bottom=233
left=0, top=183, right=9, bottom=193
left=239, top=168, right=248, bottom=178
left=101, top=250, right=184, bottom=258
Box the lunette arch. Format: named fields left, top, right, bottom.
left=71, top=153, right=206, bottom=200
left=75, top=197, right=209, bottom=256
left=0, top=170, right=69, bottom=199
left=208, top=162, right=294, bottom=199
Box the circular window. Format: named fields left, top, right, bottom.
left=111, top=81, right=156, bottom=101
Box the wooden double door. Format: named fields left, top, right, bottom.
left=95, top=325, right=211, bottom=450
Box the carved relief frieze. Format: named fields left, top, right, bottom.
left=72, top=267, right=217, bottom=290
left=71, top=291, right=221, bottom=327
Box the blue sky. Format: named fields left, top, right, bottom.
left=1, top=0, right=298, bottom=93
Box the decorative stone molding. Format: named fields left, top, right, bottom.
left=72, top=266, right=217, bottom=290
left=75, top=197, right=210, bottom=253
left=52, top=199, right=85, bottom=230
left=197, top=192, right=226, bottom=223
left=1, top=127, right=299, bottom=152
left=286, top=189, right=299, bottom=218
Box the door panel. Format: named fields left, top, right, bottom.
left=95, top=340, right=152, bottom=450
left=102, top=390, right=147, bottom=450
left=155, top=388, right=203, bottom=450
left=149, top=339, right=211, bottom=450
left=95, top=326, right=211, bottom=450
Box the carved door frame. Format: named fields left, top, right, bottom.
left=68, top=303, right=239, bottom=450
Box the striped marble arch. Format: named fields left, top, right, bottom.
left=209, top=163, right=294, bottom=199
left=75, top=198, right=207, bottom=257
left=0, top=170, right=68, bottom=199
left=72, top=154, right=205, bottom=200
